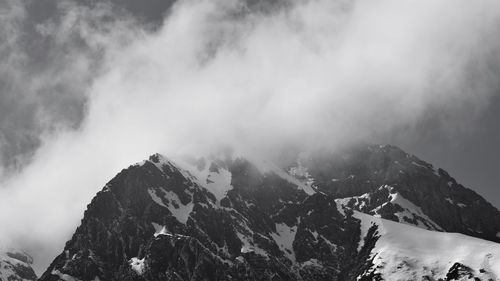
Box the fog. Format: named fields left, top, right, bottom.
left=1, top=0, right=499, bottom=274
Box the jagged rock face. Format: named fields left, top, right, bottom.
left=37, top=145, right=500, bottom=280
left=0, top=249, right=37, bottom=281
left=445, top=263, right=478, bottom=281
left=296, top=145, right=500, bottom=242
left=335, top=185, right=443, bottom=231
left=38, top=154, right=375, bottom=281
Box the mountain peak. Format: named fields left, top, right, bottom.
left=35, top=145, right=500, bottom=280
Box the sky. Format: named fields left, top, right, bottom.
left=0, top=0, right=499, bottom=274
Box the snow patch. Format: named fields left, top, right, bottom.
left=433, top=168, right=442, bottom=177
left=152, top=223, right=172, bottom=237
left=411, top=161, right=430, bottom=170
left=445, top=197, right=467, bottom=208
left=148, top=188, right=193, bottom=224
left=319, top=235, right=338, bottom=252
left=335, top=193, right=370, bottom=212
left=288, top=161, right=316, bottom=195
left=129, top=257, right=145, bottom=275
left=356, top=214, right=377, bottom=252
left=270, top=223, right=297, bottom=261
left=335, top=201, right=346, bottom=216
left=249, top=157, right=316, bottom=195
left=238, top=233, right=254, bottom=254
left=301, top=258, right=322, bottom=267
left=147, top=188, right=167, bottom=207
left=236, top=232, right=268, bottom=257
left=51, top=270, right=82, bottom=281
left=336, top=186, right=442, bottom=231
left=206, top=167, right=232, bottom=201
left=387, top=191, right=442, bottom=230
left=172, top=157, right=233, bottom=203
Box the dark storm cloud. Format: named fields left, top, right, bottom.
left=0, top=0, right=161, bottom=174
left=0, top=0, right=500, bottom=274
left=0, top=0, right=88, bottom=172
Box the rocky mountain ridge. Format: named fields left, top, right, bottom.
left=295, top=145, right=500, bottom=242
left=8, top=145, right=499, bottom=280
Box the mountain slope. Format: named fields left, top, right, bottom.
left=355, top=211, right=500, bottom=280
left=293, top=144, right=500, bottom=242
left=38, top=154, right=373, bottom=280
left=0, top=249, right=37, bottom=281
left=36, top=146, right=500, bottom=280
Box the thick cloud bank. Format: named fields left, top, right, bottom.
left=1, top=0, right=500, bottom=273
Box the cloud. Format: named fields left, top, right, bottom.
left=1, top=0, right=500, bottom=274
left=0, top=0, right=141, bottom=175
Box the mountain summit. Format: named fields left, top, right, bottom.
left=35, top=145, right=500, bottom=281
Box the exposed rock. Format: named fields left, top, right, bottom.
left=445, top=262, right=478, bottom=281
left=297, top=145, right=500, bottom=241
left=36, top=145, right=500, bottom=280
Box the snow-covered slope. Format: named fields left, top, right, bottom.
left=356, top=211, right=500, bottom=280
left=336, top=185, right=443, bottom=231
left=293, top=145, right=500, bottom=242
left=171, top=155, right=235, bottom=203
left=0, top=249, right=37, bottom=281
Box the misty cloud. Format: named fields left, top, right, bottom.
left=1, top=0, right=499, bottom=274
left=0, top=0, right=142, bottom=175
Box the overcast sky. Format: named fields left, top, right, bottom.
left=1, top=0, right=500, bottom=273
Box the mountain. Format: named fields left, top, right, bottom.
left=296, top=145, right=500, bottom=241
left=354, top=211, right=500, bottom=280
left=35, top=145, right=500, bottom=280
left=0, top=248, right=37, bottom=281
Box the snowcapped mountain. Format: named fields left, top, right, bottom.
left=0, top=248, right=37, bottom=281
left=295, top=145, right=500, bottom=241
left=354, top=211, right=500, bottom=280
left=28, top=145, right=500, bottom=280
